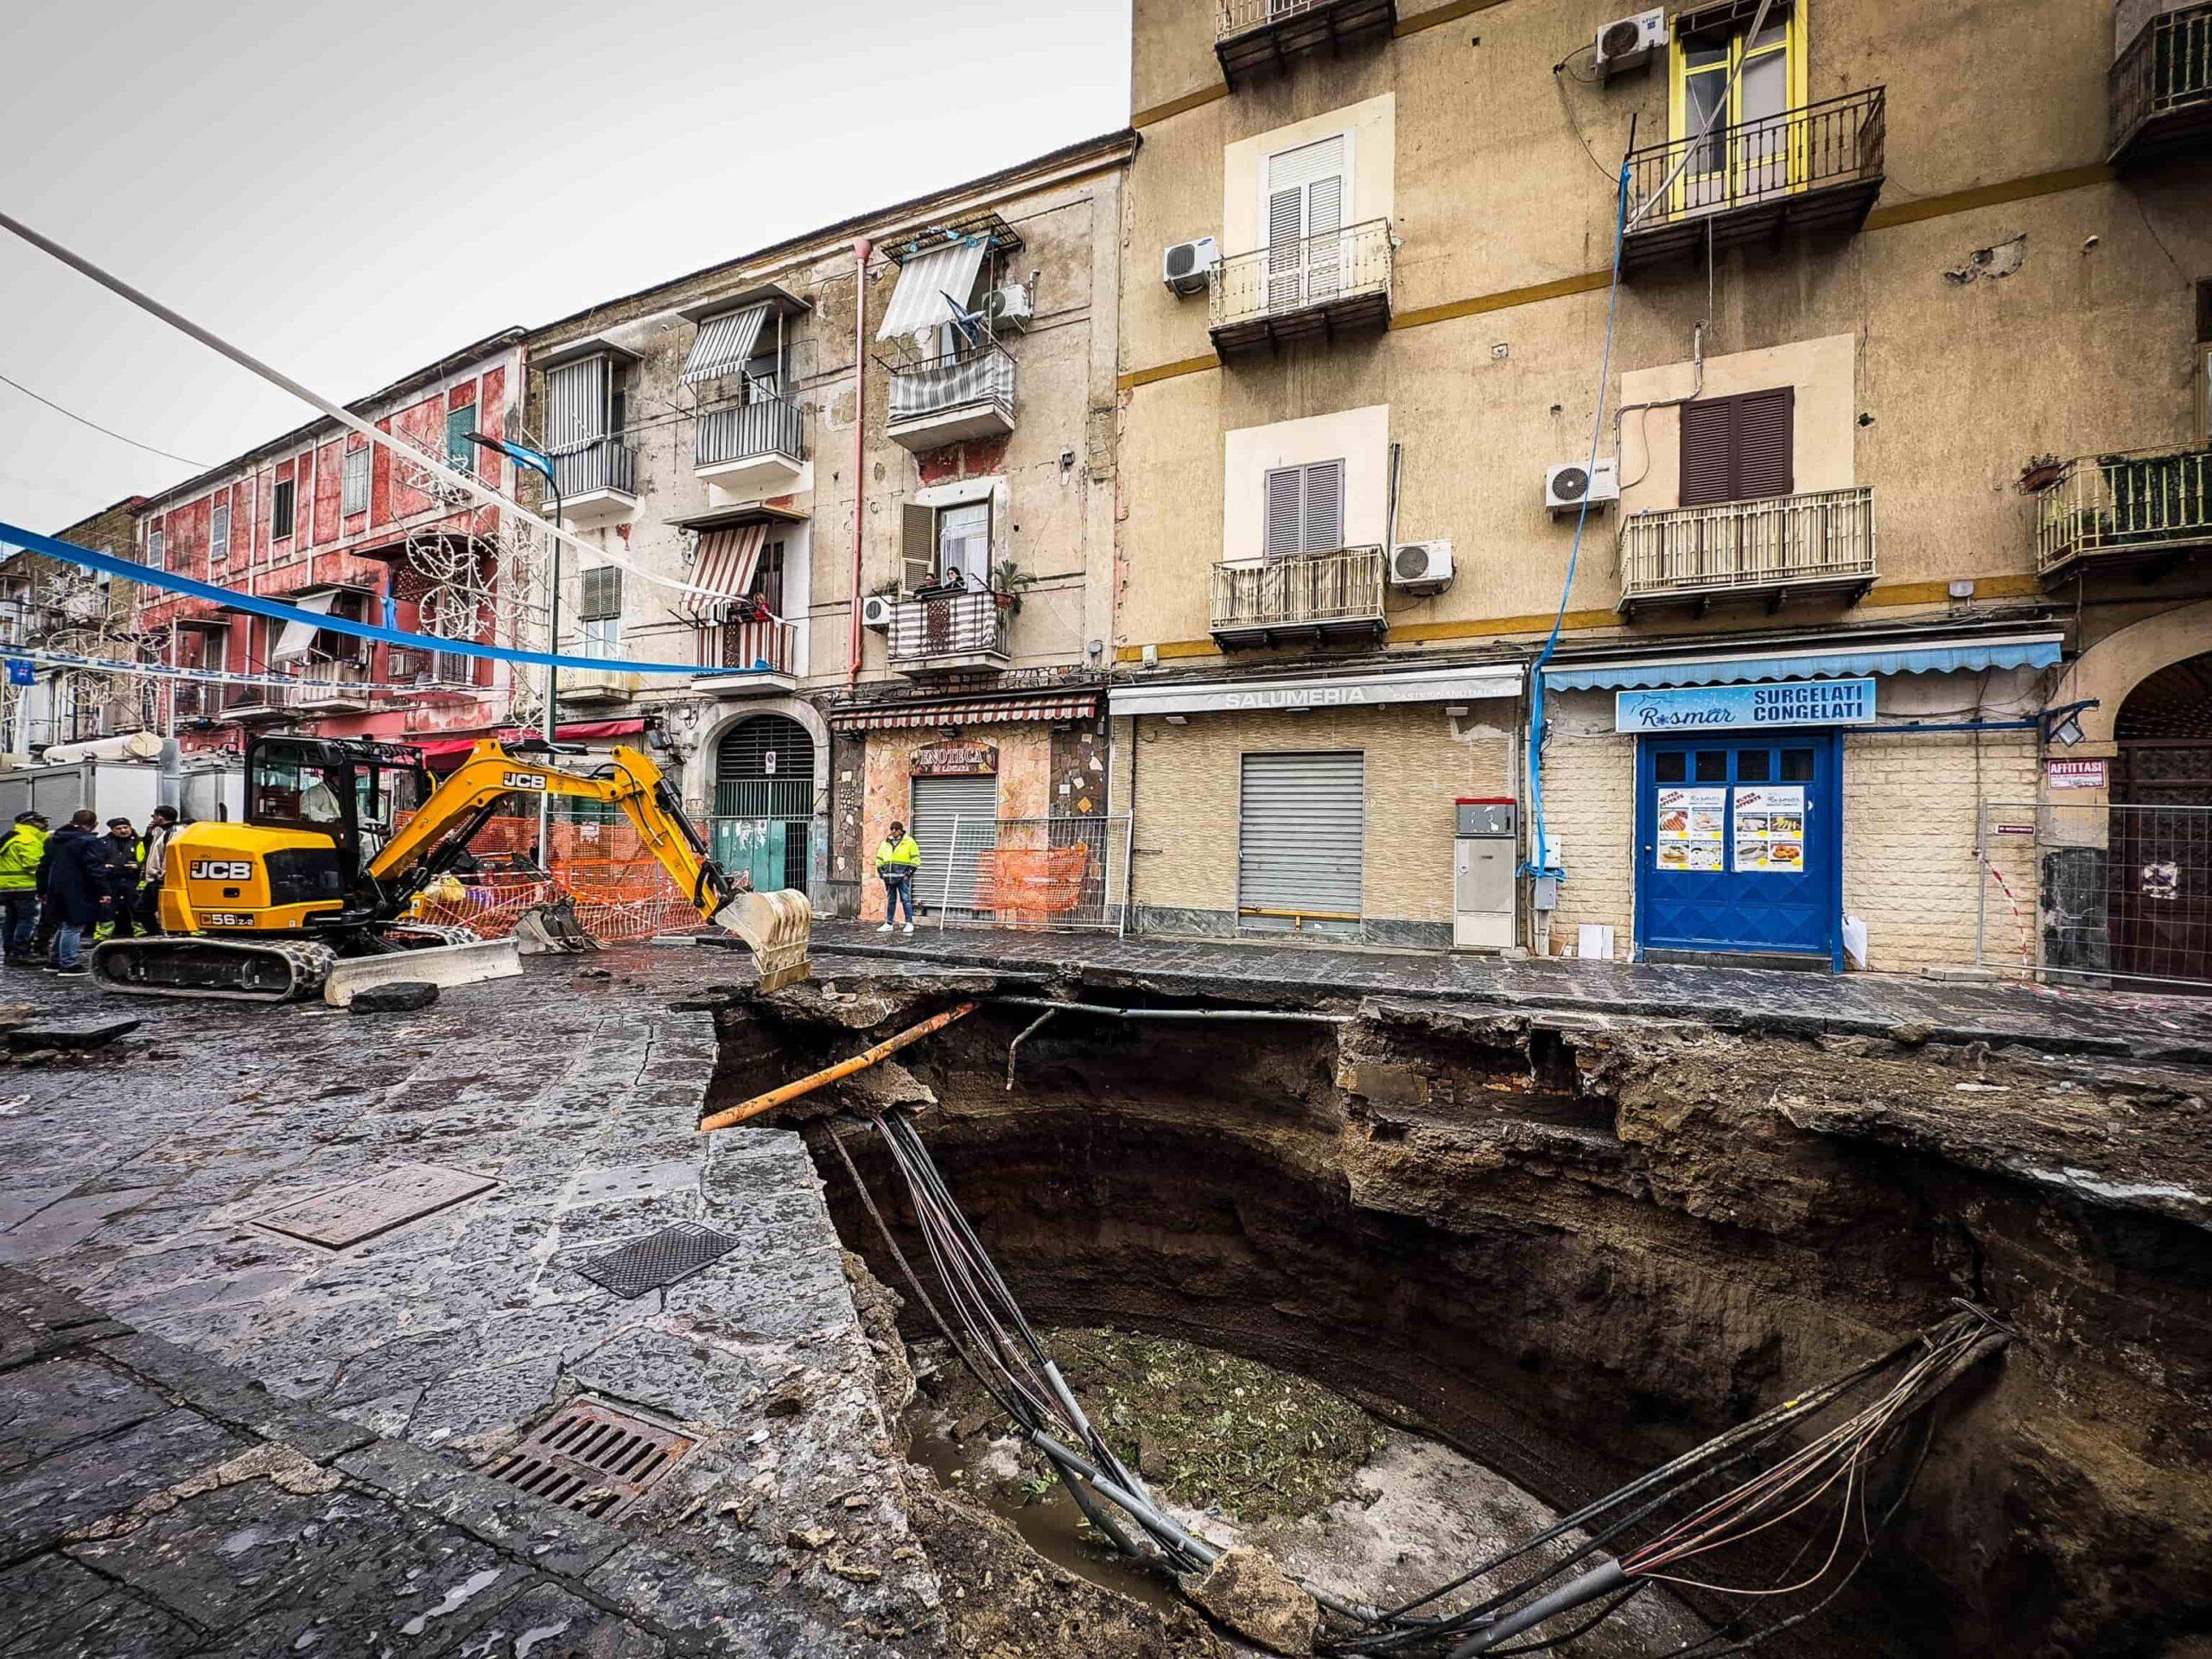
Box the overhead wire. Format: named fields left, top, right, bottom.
left=0, top=370, right=212, bottom=469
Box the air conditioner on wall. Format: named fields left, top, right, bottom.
left=861, top=593, right=895, bottom=632
left=1162, top=238, right=1221, bottom=296
left=1546, top=458, right=1621, bottom=515
left=1390, top=539, right=1454, bottom=593
left=1594, top=9, right=1667, bottom=79
left=984, top=283, right=1034, bottom=333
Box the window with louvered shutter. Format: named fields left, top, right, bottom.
left=1301, top=459, right=1344, bottom=551
left=1679, top=389, right=1796, bottom=505
left=1264, top=467, right=1306, bottom=558
left=579, top=564, right=622, bottom=621
left=1263, top=460, right=1346, bottom=557
left=341, top=447, right=371, bottom=516
left=210, top=504, right=231, bottom=563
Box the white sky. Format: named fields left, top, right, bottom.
left=1, top=0, right=1131, bottom=533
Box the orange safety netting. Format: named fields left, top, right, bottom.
left=970, top=844, right=1093, bottom=925
left=393, top=810, right=702, bottom=944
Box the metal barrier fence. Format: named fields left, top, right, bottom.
left=932, top=815, right=1133, bottom=934
left=1979, top=801, right=2212, bottom=992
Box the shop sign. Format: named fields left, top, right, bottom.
left=2046, top=758, right=2107, bottom=791
left=910, top=742, right=997, bottom=778
left=1615, top=678, right=1876, bottom=734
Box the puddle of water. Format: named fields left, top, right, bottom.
left=906, top=1420, right=1182, bottom=1614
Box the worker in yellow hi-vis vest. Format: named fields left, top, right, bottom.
left=874, top=820, right=920, bottom=935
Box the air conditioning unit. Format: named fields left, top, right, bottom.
left=983, top=283, right=1034, bottom=333
left=1390, top=539, right=1454, bottom=593
left=1546, top=458, right=1621, bottom=515
left=861, top=593, right=895, bottom=632
left=1594, top=9, right=1666, bottom=79
left=1162, top=237, right=1221, bottom=297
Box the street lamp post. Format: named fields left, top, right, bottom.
left=469, top=432, right=561, bottom=868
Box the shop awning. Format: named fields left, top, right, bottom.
left=1541, top=632, right=2064, bottom=692
left=830, top=690, right=1101, bottom=733
left=681, top=302, right=770, bottom=385
left=1109, top=662, right=1522, bottom=719
left=412, top=719, right=647, bottom=765
left=272, top=591, right=334, bottom=660
left=876, top=239, right=988, bottom=343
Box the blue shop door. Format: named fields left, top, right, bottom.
left=1635, top=733, right=1842, bottom=967
left=713, top=817, right=787, bottom=896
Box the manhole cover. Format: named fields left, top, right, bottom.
left=254, top=1162, right=497, bottom=1249
left=484, top=1398, right=694, bottom=1518
left=570, top=1222, right=741, bottom=1300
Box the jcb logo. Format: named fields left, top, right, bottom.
left=501, top=772, right=548, bottom=791
left=188, top=861, right=252, bottom=882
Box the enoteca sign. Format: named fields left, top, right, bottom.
left=1615, top=678, right=1877, bottom=734
left=910, top=742, right=998, bottom=778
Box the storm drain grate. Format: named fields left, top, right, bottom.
left=483, top=1398, right=695, bottom=1518
left=569, top=1222, right=741, bottom=1300
left=253, top=1162, right=498, bottom=1249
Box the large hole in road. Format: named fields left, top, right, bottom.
left=708, top=980, right=2212, bottom=1659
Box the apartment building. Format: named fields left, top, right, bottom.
left=1110, top=0, right=2212, bottom=976
left=2, top=496, right=145, bottom=756
left=127, top=331, right=529, bottom=757
left=520, top=131, right=1133, bottom=919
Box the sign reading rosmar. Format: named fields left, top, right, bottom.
left=1614, top=678, right=1877, bottom=734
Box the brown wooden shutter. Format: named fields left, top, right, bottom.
left=1735, top=386, right=1795, bottom=501
left=1679, top=399, right=1736, bottom=506
left=899, top=503, right=935, bottom=593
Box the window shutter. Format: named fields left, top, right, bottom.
left=1302, top=460, right=1344, bottom=552
left=900, top=503, right=936, bottom=593
left=1735, top=386, right=1795, bottom=501
left=446, top=406, right=475, bottom=474
left=1306, top=174, right=1343, bottom=238
left=1264, top=467, right=1304, bottom=559
left=1678, top=398, right=1737, bottom=507
left=579, top=565, right=622, bottom=621
left=1268, top=188, right=1305, bottom=255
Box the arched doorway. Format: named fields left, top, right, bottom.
left=712, top=714, right=814, bottom=894
left=2111, top=652, right=2212, bottom=986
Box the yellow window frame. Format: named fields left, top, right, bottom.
left=1667, top=4, right=1810, bottom=216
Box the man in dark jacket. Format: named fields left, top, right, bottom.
left=37, top=810, right=111, bottom=976
left=99, top=818, right=143, bottom=940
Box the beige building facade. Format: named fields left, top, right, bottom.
left=522, top=132, right=1133, bottom=922
left=1110, top=0, right=2212, bottom=976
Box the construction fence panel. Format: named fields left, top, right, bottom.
left=933, top=815, right=1132, bottom=935
left=393, top=804, right=704, bottom=944
left=1979, top=800, right=2212, bottom=992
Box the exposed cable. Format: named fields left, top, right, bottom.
left=0, top=371, right=210, bottom=468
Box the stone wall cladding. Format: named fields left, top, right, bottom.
left=1128, top=705, right=1510, bottom=932
left=1538, top=733, right=1637, bottom=959
left=1844, top=729, right=2040, bottom=974
left=1048, top=718, right=1110, bottom=818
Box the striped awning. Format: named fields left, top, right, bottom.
left=876, top=238, right=988, bottom=343
left=1541, top=632, right=2065, bottom=691
left=693, top=522, right=767, bottom=600
left=830, top=690, right=1101, bottom=732
left=682, top=302, right=770, bottom=385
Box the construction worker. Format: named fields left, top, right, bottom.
left=0, top=811, right=48, bottom=964
left=36, top=809, right=111, bottom=976
left=874, top=819, right=921, bottom=935
left=137, top=805, right=179, bottom=933
left=99, top=818, right=145, bottom=941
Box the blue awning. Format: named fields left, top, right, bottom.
left=1542, top=633, right=2063, bottom=692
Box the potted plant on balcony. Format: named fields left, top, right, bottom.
left=988, top=559, right=1035, bottom=615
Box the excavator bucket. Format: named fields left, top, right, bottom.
left=512, top=896, right=601, bottom=956
left=717, top=888, right=813, bottom=991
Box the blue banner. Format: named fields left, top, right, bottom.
left=1615, top=678, right=1877, bottom=734
left=4, top=658, right=31, bottom=687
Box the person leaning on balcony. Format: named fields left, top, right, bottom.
left=0, top=811, right=48, bottom=964
left=874, top=820, right=921, bottom=936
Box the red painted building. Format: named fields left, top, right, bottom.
left=130, top=330, right=530, bottom=753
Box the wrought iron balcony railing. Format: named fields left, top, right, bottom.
left=1618, top=489, right=1877, bottom=613
left=888, top=588, right=1011, bottom=667
left=1209, top=219, right=1393, bottom=355
left=1621, top=87, right=1886, bottom=269
left=697, top=617, right=796, bottom=677
left=2111, top=1, right=2212, bottom=162
left=550, top=435, right=637, bottom=500
left=1211, top=545, right=1386, bottom=645
left=887, top=346, right=1016, bottom=428
left=2037, top=447, right=2212, bottom=574
left=695, top=394, right=807, bottom=471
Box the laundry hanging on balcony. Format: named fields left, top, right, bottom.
left=682, top=302, right=771, bottom=386
left=692, top=522, right=767, bottom=603
left=876, top=239, right=988, bottom=346
left=271, top=591, right=335, bottom=660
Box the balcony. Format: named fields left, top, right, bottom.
left=1617, top=489, right=1877, bottom=617
left=695, top=617, right=798, bottom=692
left=550, top=436, right=639, bottom=527
left=2111, top=2, right=2212, bottom=164
left=556, top=667, right=641, bottom=704
left=694, top=394, right=807, bottom=497
left=1619, top=88, right=1886, bottom=275
left=169, top=680, right=257, bottom=725
left=1210, top=219, right=1394, bottom=359
left=1211, top=545, right=1387, bottom=648
left=888, top=588, right=1012, bottom=676
left=1215, top=0, right=1395, bottom=88
left=886, top=346, right=1015, bottom=453
left=2037, top=448, right=2212, bottom=579
left=275, top=664, right=376, bottom=715
left=257, top=549, right=390, bottom=600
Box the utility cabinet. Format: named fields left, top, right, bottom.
left=1453, top=797, right=1516, bottom=951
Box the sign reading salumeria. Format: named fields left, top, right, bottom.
left=1615, top=678, right=1877, bottom=733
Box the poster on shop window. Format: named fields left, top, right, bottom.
left=1655, top=786, right=1726, bottom=872
left=1732, top=785, right=1806, bottom=874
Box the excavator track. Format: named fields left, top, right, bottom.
left=92, top=936, right=340, bottom=1003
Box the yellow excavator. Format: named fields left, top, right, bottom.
left=92, top=734, right=811, bottom=1003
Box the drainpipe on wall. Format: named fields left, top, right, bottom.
left=849, top=238, right=873, bottom=688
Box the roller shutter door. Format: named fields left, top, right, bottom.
left=1238, top=751, right=1363, bottom=935
left=910, top=774, right=999, bottom=915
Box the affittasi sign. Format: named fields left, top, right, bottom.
left=1614, top=678, right=1876, bottom=733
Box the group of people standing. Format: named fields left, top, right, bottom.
left=0, top=804, right=179, bottom=976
